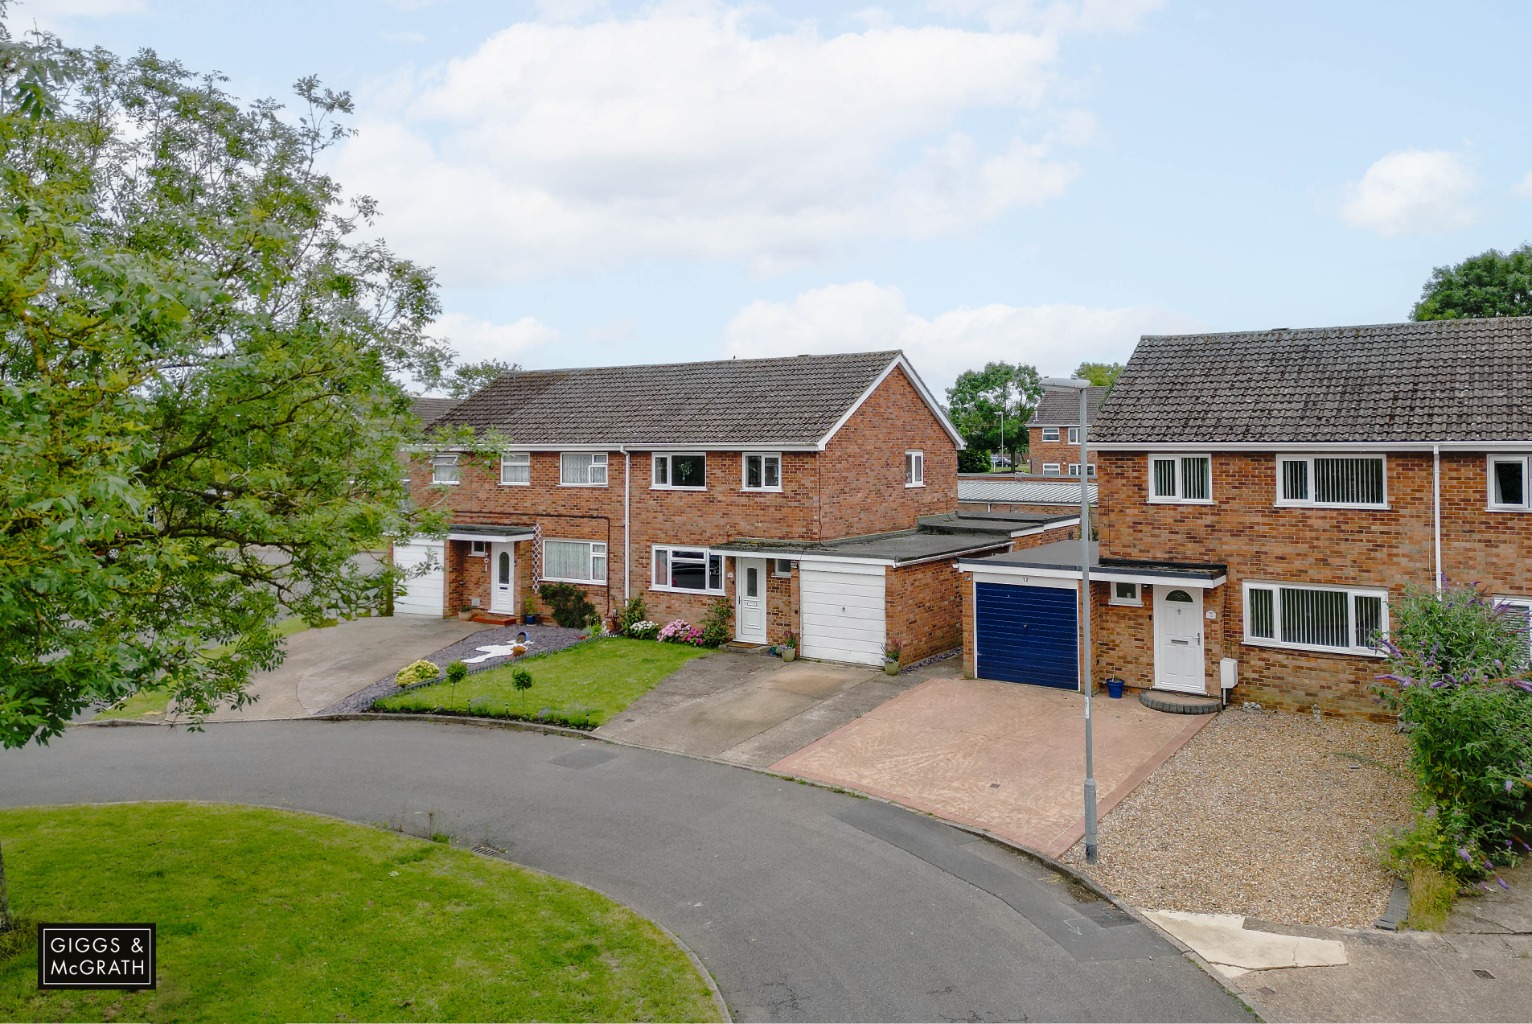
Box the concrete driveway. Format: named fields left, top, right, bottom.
left=772, top=675, right=1214, bottom=858
left=205, top=616, right=490, bottom=721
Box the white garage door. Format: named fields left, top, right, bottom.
left=799, top=562, right=886, bottom=666
left=394, top=540, right=445, bottom=616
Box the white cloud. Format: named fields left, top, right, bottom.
left=722, top=281, right=1203, bottom=396
left=928, top=0, right=1163, bottom=33
left=1340, top=149, right=1479, bottom=237
left=427, top=312, right=560, bottom=367
left=21, top=0, right=146, bottom=15
left=336, top=3, right=1097, bottom=283
left=1512, top=171, right=1532, bottom=199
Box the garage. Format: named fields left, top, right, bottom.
left=393, top=539, right=445, bottom=616
left=798, top=562, right=886, bottom=666
left=973, top=580, right=1078, bottom=688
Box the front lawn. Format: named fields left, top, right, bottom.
left=0, top=802, right=721, bottom=1023
left=375, top=637, right=708, bottom=727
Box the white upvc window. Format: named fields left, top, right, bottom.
left=772, top=558, right=794, bottom=578
left=500, top=452, right=530, bottom=486
left=653, top=453, right=707, bottom=490
left=469, top=540, right=488, bottom=556
left=560, top=452, right=608, bottom=486
left=1110, top=581, right=1141, bottom=607
left=1494, top=596, right=1532, bottom=657
left=1042, top=463, right=1062, bottom=476
left=1149, top=454, right=1212, bottom=503
left=1067, top=426, right=1081, bottom=445
left=1243, top=581, right=1388, bottom=656
left=1488, top=455, right=1532, bottom=511
left=1041, top=426, right=1060, bottom=443
left=652, top=546, right=725, bottom=594
left=743, top=453, right=782, bottom=491
left=543, top=539, right=607, bottom=584
left=431, top=454, right=460, bottom=485
left=905, top=450, right=925, bottom=487
left=1068, top=463, right=1097, bottom=477
left=1276, top=455, right=1387, bottom=508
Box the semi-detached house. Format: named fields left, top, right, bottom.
left=959, top=318, right=1532, bottom=718
left=396, top=351, right=1078, bottom=667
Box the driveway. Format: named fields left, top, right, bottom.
left=773, top=675, right=1214, bottom=857
left=204, top=616, right=490, bottom=721
left=595, top=650, right=923, bottom=767
left=0, top=721, right=1252, bottom=1023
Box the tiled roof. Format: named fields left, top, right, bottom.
left=1095, top=318, right=1532, bottom=444
left=1031, top=386, right=1110, bottom=427
left=436, top=351, right=910, bottom=446
left=958, top=478, right=1097, bottom=505
left=409, top=396, right=461, bottom=427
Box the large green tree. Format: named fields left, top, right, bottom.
left=945, top=362, right=1042, bottom=471
left=1412, top=245, right=1532, bottom=320
left=442, top=358, right=520, bottom=398
left=0, top=20, right=456, bottom=749
left=1073, top=361, right=1124, bottom=388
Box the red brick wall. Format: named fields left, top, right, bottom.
left=1027, top=426, right=1090, bottom=474
left=819, top=366, right=959, bottom=538
left=887, top=551, right=1009, bottom=665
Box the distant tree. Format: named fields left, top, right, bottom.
left=1073, top=361, right=1125, bottom=388
left=957, top=447, right=992, bottom=473
left=945, top=363, right=1042, bottom=471
left=442, top=358, right=521, bottom=398
left=1412, top=245, right=1532, bottom=320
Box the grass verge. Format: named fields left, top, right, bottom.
left=0, top=802, right=721, bottom=1023
left=374, top=637, right=708, bottom=727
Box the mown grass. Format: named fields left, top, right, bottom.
left=95, top=619, right=312, bottom=721
left=0, top=802, right=721, bottom=1023
left=374, top=637, right=708, bottom=727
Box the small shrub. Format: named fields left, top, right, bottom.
left=782, top=629, right=798, bottom=649
left=512, top=667, right=534, bottom=713
left=617, top=595, right=647, bottom=635
left=626, top=619, right=659, bottom=640
left=699, top=598, right=731, bottom=649
left=884, top=640, right=902, bottom=663
left=445, top=661, right=468, bottom=685
left=657, top=619, right=704, bottom=646
left=538, top=582, right=597, bottom=629
left=395, top=659, right=440, bottom=687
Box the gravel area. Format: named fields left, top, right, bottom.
left=1059, top=706, right=1414, bottom=929
left=316, top=623, right=587, bottom=715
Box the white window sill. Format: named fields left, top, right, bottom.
left=741, top=487, right=784, bottom=494
left=541, top=576, right=606, bottom=586
left=1274, top=502, right=1391, bottom=511
left=648, top=585, right=726, bottom=597
left=905, top=482, right=925, bottom=489
left=1108, top=598, right=1142, bottom=608
left=1241, top=637, right=1385, bottom=659
left=1147, top=497, right=1213, bottom=505
left=1487, top=505, right=1532, bottom=513
left=499, top=481, right=530, bottom=487
left=431, top=481, right=461, bottom=487
left=559, top=482, right=608, bottom=488
left=651, top=486, right=708, bottom=492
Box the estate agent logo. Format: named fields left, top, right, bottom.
left=37, top=924, right=156, bottom=991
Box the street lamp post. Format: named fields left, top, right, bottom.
left=1041, top=376, right=1098, bottom=865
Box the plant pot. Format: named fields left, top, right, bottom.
left=457, top=610, right=475, bottom=621
left=781, top=648, right=796, bottom=663
left=523, top=613, right=539, bottom=625
left=883, top=659, right=900, bottom=676
left=1106, top=677, right=1125, bottom=699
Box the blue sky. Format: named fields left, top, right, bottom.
left=27, top=0, right=1532, bottom=395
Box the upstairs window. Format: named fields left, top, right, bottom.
left=431, top=454, right=460, bottom=485
left=1489, top=455, right=1531, bottom=511
left=560, top=452, right=608, bottom=486
left=1041, top=427, right=1060, bottom=443
left=1277, top=455, right=1386, bottom=507
left=743, top=453, right=782, bottom=491
left=500, top=452, right=530, bottom=486
left=905, top=450, right=925, bottom=487
left=1067, top=427, right=1081, bottom=445
left=653, top=453, right=707, bottom=490
left=1149, top=455, right=1211, bottom=503
left=1244, top=582, right=1386, bottom=655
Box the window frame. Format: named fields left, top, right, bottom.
left=1067, top=463, right=1098, bottom=478
left=1042, top=463, right=1062, bottom=476
left=1275, top=454, right=1388, bottom=509
left=541, top=538, right=608, bottom=585
left=1041, top=426, right=1060, bottom=443
left=1493, top=595, right=1532, bottom=658
left=469, top=540, right=488, bottom=557
left=742, top=453, right=783, bottom=492
left=499, top=451, right=531, bottom=486
left=772, top=558, right=794, bottom=578
left=1067, top=426, right=1081, bottom=445
left=559, top=451, right=609, bottom=487
left=1147, top=454, right=1213, bottom=504
left=1109, top=581, right=1141, bottom=607
left=652, top=452, right=708, bottom=491
left=905, top=450, right=925, bottom=488
left=650, top=545, right=726, bottom=595
left=1487, top=455, right=1532, bottom=511
left=430, top=453, right=460, bottom=486
left=1242, top=580, right=1389, bottom=657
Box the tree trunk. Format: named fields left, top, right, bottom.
left=0, top=841, right=12, bottom=933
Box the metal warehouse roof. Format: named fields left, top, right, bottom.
left=958, top=478, right=1098, bottom=505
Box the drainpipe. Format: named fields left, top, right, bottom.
left=1432, top=444, right=1443, bottom=592
left=620, top=448, right=631, bottom=602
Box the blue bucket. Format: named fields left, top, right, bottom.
left=1105, top=678, right=1125, bottom=699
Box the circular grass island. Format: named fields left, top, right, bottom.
left=0, top=802, right=723, bottom=1023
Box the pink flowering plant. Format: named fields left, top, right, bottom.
left=657, top=619, right=705, bottom=646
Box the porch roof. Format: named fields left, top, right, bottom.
left=958, top=540, right=1227, bottom=588
left=446, top=523, right=536, bottom=543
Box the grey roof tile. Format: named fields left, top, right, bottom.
left=409, top=396, right=461, bottom=427
left=1031, top=386, right=1110, bottom=427
left=1095, top=318, right=1532, bottom=444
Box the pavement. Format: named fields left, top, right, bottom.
left=0, top=721, right=1253, bottom=1023
left=772, top=674, right=1214, bottom=857
left=205, top=616, right=490, bottom=721
left=595, top=650, right=924, bottom=767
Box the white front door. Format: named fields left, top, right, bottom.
left=490, top=543, right=516, bottom=613
left=735, top=557, right=768, bottom=643
left=1153, top=586, right=1205, bottom=693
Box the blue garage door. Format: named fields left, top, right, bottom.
left=975, top=582, right=1078, bottom=688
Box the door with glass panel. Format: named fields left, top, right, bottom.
left=490, top=543, right=516, bottom=613
left=1153, top=587, right=1205, bottom=693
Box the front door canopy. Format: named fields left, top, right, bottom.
left=959, top=540, right=1225, bottom=589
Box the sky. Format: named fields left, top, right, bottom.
left=23, top=0, right=1532, bottom=397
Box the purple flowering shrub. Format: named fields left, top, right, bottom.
left=657, top=619, right=705, bottom=646
left=1377, top=583, right=1532, bottom=896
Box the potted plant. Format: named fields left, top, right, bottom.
left=883, top=640, right=902, bottom=676
left=780, top=630, right=798, bottom=662
left=457, top=604, right=475, bottom=621
left=522, top=591, right=539, bottom=625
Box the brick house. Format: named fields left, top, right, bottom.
left=1028, top=386, right=1108, bottom=476
left=959, top=319, right=1532, bottom=717
left=395, top=351, right=1078, bottom=666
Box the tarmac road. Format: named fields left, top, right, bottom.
left=0, top=720, right=1254, bottom=1023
